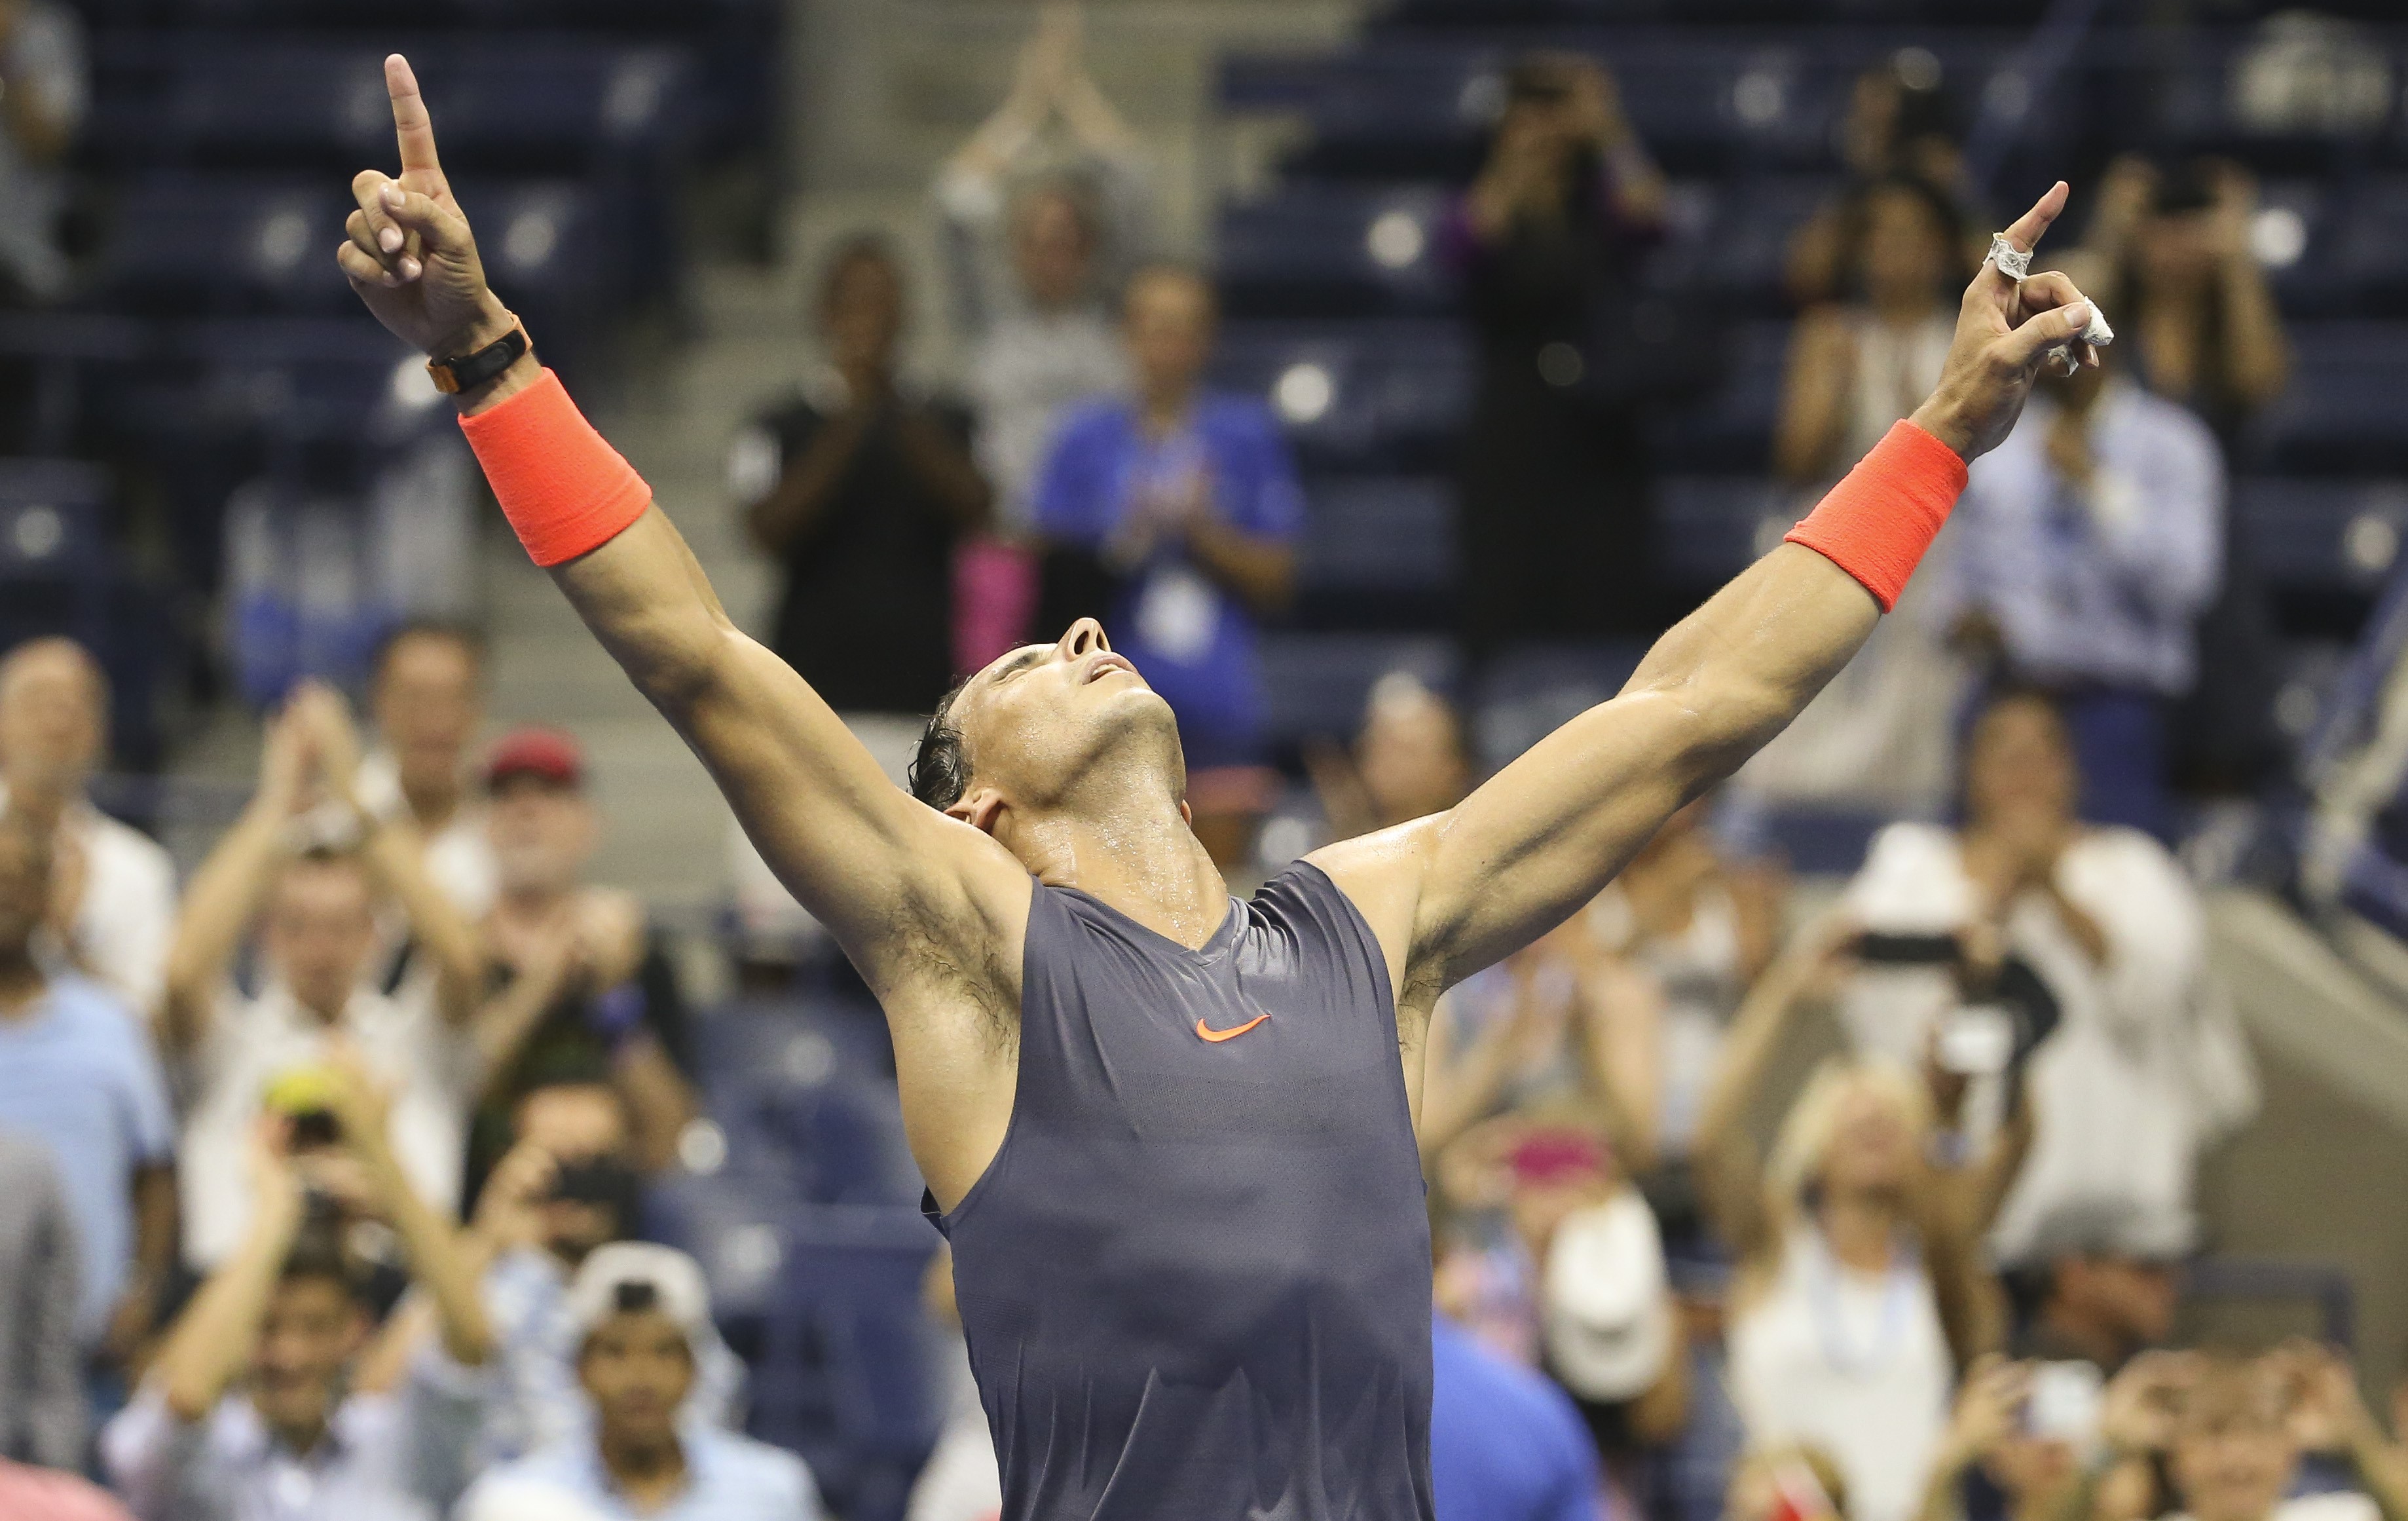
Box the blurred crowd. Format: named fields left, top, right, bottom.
left=0, top=4, right=2392, bottom=1521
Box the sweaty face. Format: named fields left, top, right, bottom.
left=943, top=618, right=1181, bottom=823
left=1964, top=697, right=2079, bottom=827
left=0, top=641, right=105, bottom=792
left=1013, top=190, right=1095, bottom=311
left=1123, top=272, right=1215, bottom=402
left=487, top=778, right=597, bottom=895
left=264, top=859, right=377, bottom=1017
left=372, top=634, right=481, bottom=801
left=251, top=1276, right=365, bottom=1437
left=580, top=1309, right=695, bottom=1444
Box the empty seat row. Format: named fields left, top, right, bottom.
left=72, top=0, right=767, bottom=37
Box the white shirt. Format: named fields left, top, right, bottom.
left=1728, top=1230, right=1954, bottom=1521
left=353, top=752, right=496, bottom=922
left=180, top=982, right=478, bottom=1269
left=0, top=783, right=177, bottom=1019
left=102, top=1351, right=487, bottom=1521
left=1842, top=823, right=2261, bottom=1261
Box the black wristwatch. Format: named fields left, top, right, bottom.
left=427, top=318, right=530, bottom=395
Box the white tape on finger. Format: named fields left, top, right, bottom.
left=1988, top=230, right=2114, bottom=366
left=1986, top=233, right=2034, bottom=282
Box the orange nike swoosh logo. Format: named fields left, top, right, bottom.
left=1195, top=1013, right=1270, bottom=1043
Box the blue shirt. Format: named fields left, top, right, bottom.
left=1031, top=394, right=1305, bottom=768
left=1942, top=381, right=2223, bottom=697
left=457, top=1424, right=821, bottom=1521
left=0, top=974, right=176, bottom=1338
left=1430, top=1313, right=1602, bottom=1521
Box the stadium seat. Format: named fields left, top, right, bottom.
left=1656, top=475, right=1788, bottom=590
left=2230, top=477, right=2408, bottom=599
left=1217, top=185, right=1454, bottom=319
left=1213, top=318, right=1471, bottom=470
left=0, top=459, right=114, bottom=657
left=1470, top=640, right=1649, bottom=767
left=1296, top=474, right=1456, bottom=626
left=1257, top=631, right=1462, bottom=754
left=90, top=176, right=354, bottom=314
left=1650, top=319, right=1790, bottom=473
left=2325, top=176, right=2408, bottom=318
left=2249, top=323, right=2408, bottom=474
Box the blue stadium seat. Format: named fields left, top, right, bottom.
left=1257, top=632, right=1462, bottom=753
left=2230, top=478, right=2408, bottom=597
left=91, top=176, right=353, bottom=313
left=1470, top=641, right=1648, bottom=766
left=2249, top=324, right=2408, bottom=474
left=1682, top=175, right=1840, bottom=314
left=1656, top=475, right=1788, bottom=589
left=1213, top=318, right=1471, bottom=470
left=1297, top=474, right=1455, bottom=623
left=0, top=460, right=113, bottom=656
left=1650, top=319, right=1790, bottom=473
left=2325, top=176, right=2408, bottom=317
left=1217, top=185, right=1454, bottom=318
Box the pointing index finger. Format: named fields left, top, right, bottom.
left=385, top=53, right=443, bottom=176
left=1999, top=180, right=2070, bottom=257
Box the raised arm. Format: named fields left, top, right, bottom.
left=335, top=56, right=1027, bottom=978
left=1314, top=183, right=2105, bottom=1007
left=160, top=708, right=311, bottom=1051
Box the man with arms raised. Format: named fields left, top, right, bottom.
left=335, top=54, right=2105, bottom=1520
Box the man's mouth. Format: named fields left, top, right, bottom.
left=1082, top=653, right=1139, bottom=685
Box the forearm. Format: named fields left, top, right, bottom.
left=164, top=807, right=291, bottom=1043
left=470, top=973, right=563, bottom=1089
left=158, top=1194, right=300, bottom=1420
left=2217, top=258, right=2291, bottom=408
left=360, top=817, right=484, bottom=1022
left=130, top=1165, right=179, bottom=1307
left=747, top=417, right=869, bottom=554
left=1183, top=517, right=1295, bottom=613
left=367, top=1147, right=492, bottom=1366
left=615, top=1041, right=696, bottom=1173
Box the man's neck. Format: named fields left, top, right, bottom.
left=0, top=774, right=78, bottom=832
left=601, top=1427, right=688, bottom=1509
left=1140, top=388, right=1194, bottom=438
left=1003, top=791, right=1230, bottom=952
left=0, top=952, right=45, bottom=1019
left=400, top=774, right=463, bottom=835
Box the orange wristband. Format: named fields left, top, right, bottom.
left=1783, top=419, right=1968, bottom=612
left=458, top=367, right=652, bottom=568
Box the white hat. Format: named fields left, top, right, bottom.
left=1542, top=1190, right=1675, bottom=1403
left=565, top=1243, right=713, bottom=1355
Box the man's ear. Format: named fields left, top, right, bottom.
left=1178, top=800, right=1193, bottom=827
left=947, top=787, right=1007, bottom=836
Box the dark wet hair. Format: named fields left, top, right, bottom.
left=908, top=677, right=975, bottom=812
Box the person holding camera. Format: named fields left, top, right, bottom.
left=1913, top=1357, right=2094, bottom=1521
left=102, top=1064, right=494, bottom=1521
left=162, top=684, right=487, bottom=1272
left=456, top=1243, right=820, bottom=1521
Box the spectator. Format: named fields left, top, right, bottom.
left=1943, top=352, right=2224, bottom=838
left=1451, top=54, right=1669, bottom=651
left=1912, top=1359, right=2087, bottom=1521
left=1431, top=1305, right=1603, bottom=1521
left=456, top=1244, right=822, bottom=1521
left=470, top=727, right=695, bottom=1184
left=2080, top=157, right=2293, bottom=800
left=1585, top=800, right=1781, bottom=1178
left=163, top=686, right=485, bottom=1270
left=0, top=0, right=86, bottom=305
left=103, top=1065, right=496, bottom=1521
left=358, top=621, right=498, bottom=924
left=936, top=0, right=1144, bottom=537
left=1840, top=690, right=2257, bottom=1267
left=2010, top=1207, right=2183, bottom=1377
left=1697, top=926, right=2035, bottom=1521
left=733, top=236, right=992, bottom=774
left=1306, top=671, right=1475, bottom=845
left=0, top=638, right=179, bottom=1018
left=0, top=1129, right=83, bottom=1468
left=1750, top=178, right=1976, bottom=816
left=0, top=1459, right=134, bottom=1521
left=2086, top=1347, right=2408, bottom=1521
left=1786, top=51, right=1976, bottom=309
left=1031, top=265, right=1302, bottom=869
left=454, top=1074, right=744, bottom=1467
left=0, top=811, right=176, bottom=1365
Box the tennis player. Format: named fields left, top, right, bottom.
left=335, top=54, right=2102, bottom=1521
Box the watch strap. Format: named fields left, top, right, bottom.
left=428, top=320, right=530, bottom=395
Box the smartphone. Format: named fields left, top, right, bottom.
left=1936, top=1005, right=2016, bottom=1076
left=1853, top=931, right=1962, bottom=967
left=2026, top=1361, right=2104, bottom=1444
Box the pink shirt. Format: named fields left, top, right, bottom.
left=0, top=1461, right=135, bottom=1521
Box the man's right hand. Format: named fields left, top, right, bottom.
left=337, top=54, right=515, bottom=364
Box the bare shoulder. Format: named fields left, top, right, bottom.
left=1305, top=815, right=1443, bottom=1009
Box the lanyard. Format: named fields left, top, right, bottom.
left=1804, top=1229, right=1916, bottom=1379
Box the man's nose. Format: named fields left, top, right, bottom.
left=1057, top=618, right=1109, bottom=660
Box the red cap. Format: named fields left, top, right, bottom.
left=483, top=726, right=585, bottom=792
